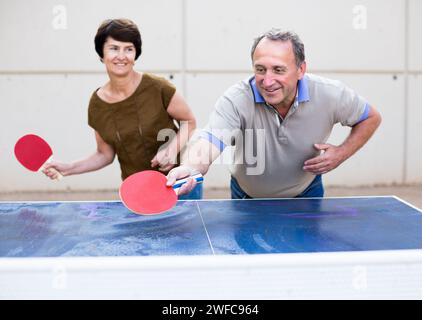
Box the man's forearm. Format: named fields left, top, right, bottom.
left=339, top=108, right=382, bottom=160
left=181, top=138, right=221, bottom=175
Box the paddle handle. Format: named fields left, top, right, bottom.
left=43, top=157, right=63, bottom=181
left=172, top=173, right=203, bottom=190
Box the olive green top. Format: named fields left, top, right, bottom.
left=88, top=73, right=177, bottom=180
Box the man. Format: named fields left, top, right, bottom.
left=167, top=29, right=381, bottom=198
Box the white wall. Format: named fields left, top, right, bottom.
left=0, top=0, right=420, bottom=191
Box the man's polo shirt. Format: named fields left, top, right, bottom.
left=201, top=73, right=369, bottom=198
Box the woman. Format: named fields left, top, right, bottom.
left=43, top=18, right=202, bottom=199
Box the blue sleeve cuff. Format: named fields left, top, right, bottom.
left=354, top=103, right=370, bottom=126
left=199, top=131, right=226, bottom=152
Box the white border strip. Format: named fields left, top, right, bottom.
left=393, top=195, right=422, bottom=212
left=2, top=249, right=422, bottom=272
left=0, top=195, right=402, bottom=204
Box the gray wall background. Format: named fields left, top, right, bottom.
left=0, top=0, right=421, bottom=191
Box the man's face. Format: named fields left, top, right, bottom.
left=253, top=38, right=306, bottom=109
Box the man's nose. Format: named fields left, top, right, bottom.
left=262, top=73, right=275, bottom=87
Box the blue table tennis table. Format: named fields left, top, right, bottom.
left=1, top=196, right=422, bottom=299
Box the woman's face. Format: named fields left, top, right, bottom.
left=102, top=37, right=136, bottom=77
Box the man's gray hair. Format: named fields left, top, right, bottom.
left=251, top=29, right=305, bottom=67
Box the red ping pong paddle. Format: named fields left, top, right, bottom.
left=14, top=134, right=63, bottom=180
left=119, top=170, right=203, bottom=215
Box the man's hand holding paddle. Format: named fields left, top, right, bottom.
left=166, top=165, right=200, bottom=196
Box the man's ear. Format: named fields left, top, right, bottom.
left=298, top=61, right=307, bottom=79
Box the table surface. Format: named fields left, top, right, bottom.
left=1, top=196, right=422, bottom=258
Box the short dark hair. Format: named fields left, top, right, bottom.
left=251, top=29, right=305, bottom=67
left=94, top=18, right=142, bottom=60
